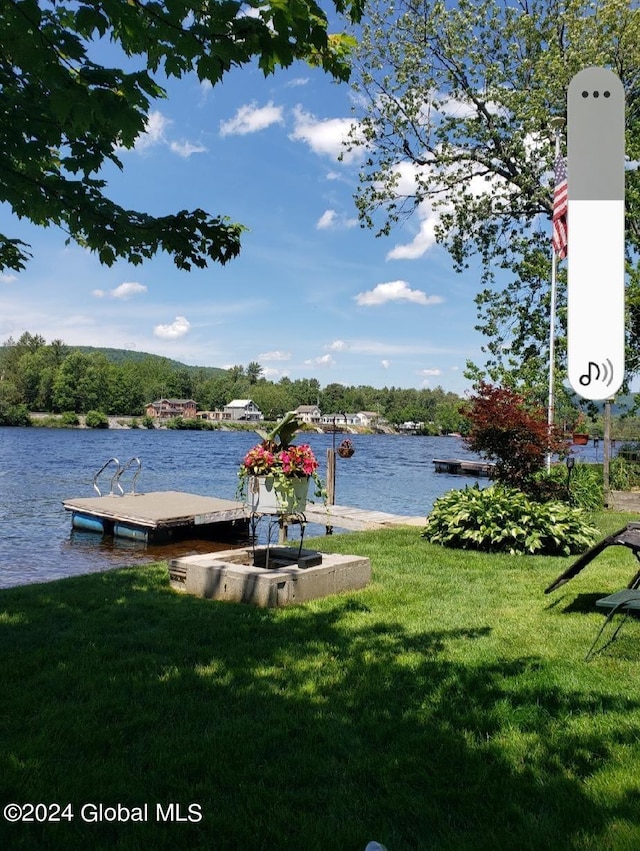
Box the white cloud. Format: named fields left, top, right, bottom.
left=0, top=273, right=16, bottom=284
left=170, top=140, right=207, bottom=158
left=304, top=354, right=335, bottom=367
left=289, top=105, right=363, bottom=164
left=325, top=338, right=466, bottom=357
left=380, top=161, right=441, bottom=260
left=355, top=280, right=443, bottom=307
left=387, top=207, right=439, bottom=260
left=384, top=145, right=514, bottom=261
left=93, top=281, right=148, bottom=300
left=258, top=350, right=291, bottom=361
left=135, top=110, right=171, bottom=152
left=286, top=78, right=309, bottom=88
left=112, top=282, right=147, bottom=299
left=381, top=359, right=391, bottom=369
left=437, top=92, right=502, bottom=120
left=130, top=110, right=205, bottom=158
left=219, top=101, right=284, bottom=137
left=153, top=316, right=191, bottom=340
left=316, top=210, right=337, bottom=230
left=262, top=366, right=288, bottom=379
left=418, top=368, right=442, bottom=377
left=316, top=209, right=357, bottom=230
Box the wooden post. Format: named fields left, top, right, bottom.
left=278, top=516, right=288, bottom=544
left=603, top=399, right=611, bottom=507
left=326, top=447, right=335, bottom=535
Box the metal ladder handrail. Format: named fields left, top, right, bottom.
left=92, top=458, right=122, bottom=496
left=113, top=457, right=142, bottom=494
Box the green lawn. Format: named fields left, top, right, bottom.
left=2, top=512, right=640, bottom=850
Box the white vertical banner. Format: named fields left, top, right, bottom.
left=567, top=67, right=625, bottom=401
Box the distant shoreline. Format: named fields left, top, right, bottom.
left=24, top=412, right=455, bottom=436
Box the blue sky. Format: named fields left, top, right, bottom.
left=0, top=47, right=494, bottom=396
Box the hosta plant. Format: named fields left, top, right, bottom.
left=423, top=485, right=599, bottom=556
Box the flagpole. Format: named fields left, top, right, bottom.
left=547, top=117, right=565, bottom=473
left=547, top=248, right=558, bottom=472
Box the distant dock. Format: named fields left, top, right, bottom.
left=432, top=458, right=495, bottom=477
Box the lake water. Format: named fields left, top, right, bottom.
left=0, top=427, right=600, bottom=589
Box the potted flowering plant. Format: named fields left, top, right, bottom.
left=572, top=412, right=589, bottom=445
left=237, top=412, right=325, bottom=513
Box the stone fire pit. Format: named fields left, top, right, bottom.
left=169, top=546, right=371, bottom=607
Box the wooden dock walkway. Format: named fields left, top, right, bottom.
left=304, top=503, right=425, bottom=531
left=63, top=491, right=426, bottom=541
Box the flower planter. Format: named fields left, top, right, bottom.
left=337, top=439, right=355, bottom=458
left=249, top=475, right=309, bottom=514
left=572, top=433, right=589, bottom=446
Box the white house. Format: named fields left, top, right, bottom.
left=320, top=412, right=360, bottom=427
left=223, top=399, right=263, bottom=422
left=294, top=404, right=321, bottom=424
left=355, top=411, right=382, bottom=428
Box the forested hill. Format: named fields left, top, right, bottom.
left=0, top=333, right=469, bottom=431
left=73, top=347, right=226, bottom=377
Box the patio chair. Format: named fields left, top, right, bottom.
left=544, top=523, right=640, bottom=595
left=584, top=589, right=640, bottom=661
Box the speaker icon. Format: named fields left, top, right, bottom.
left=579, top=359, right=614, bottom=388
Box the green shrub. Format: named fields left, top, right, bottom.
left=610, top=455, right=640, bottom=490
left=0, top=402, right=31, bottom=426
left=85, top=410, right=109, bottom=428
left=61, top=411, right=80, bottom=427
left=141, top=415, right=155, bottom=429
left=536, top=462, right=603, bottom=510
left=423, top=485, right=599, bottom=556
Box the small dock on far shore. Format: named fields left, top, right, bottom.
left=433, top=458, right=495, bottom=477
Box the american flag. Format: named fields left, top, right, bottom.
left=552, top=156, right=568, bottom=259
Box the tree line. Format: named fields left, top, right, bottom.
left=0, top=333, right=467, bottom=432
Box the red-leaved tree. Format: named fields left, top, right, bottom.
left=462, top=383, right=569, bottom=494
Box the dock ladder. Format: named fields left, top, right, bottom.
left=92, top=457, right=142, bottom=496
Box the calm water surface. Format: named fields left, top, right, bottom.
left=0, top=427, right=597, bottom=588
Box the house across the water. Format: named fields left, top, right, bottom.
left=145, top=398, right=197, bottom=420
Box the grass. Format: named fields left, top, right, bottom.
left=2, top=511, right=640, bottom=850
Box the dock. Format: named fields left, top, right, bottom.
left=63, top=491, right=249, bottom=543
left=63, top=491, right=426, bottom=541
left=304, top=503, right=425, bottom=531
left=433, top=458, right=495, bottom=477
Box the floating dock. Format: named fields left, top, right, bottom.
left=432, top=458, right=495, bottom=477
left=63, top=491, right=249, bottom=543
left=63, top=491, right=426, bottom=542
